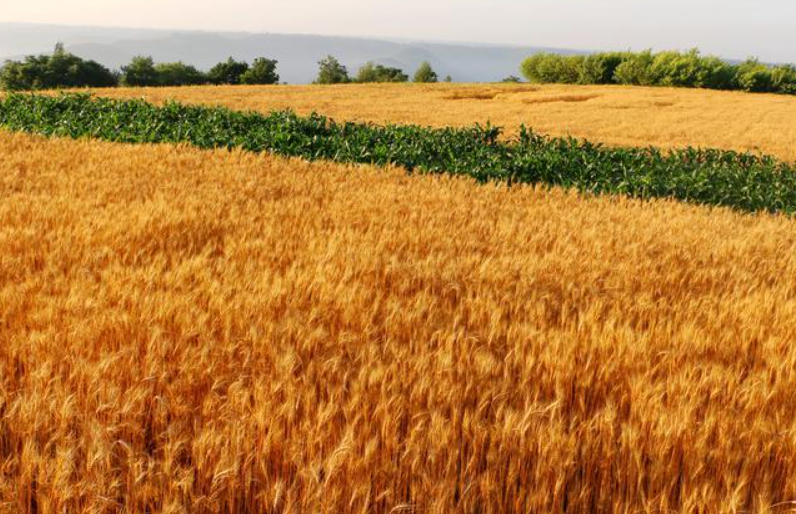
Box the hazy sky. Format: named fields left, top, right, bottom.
left=2, top=0, right=794, bottom=62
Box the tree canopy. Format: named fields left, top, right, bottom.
left=240, top=58, right=280, bottom=85
left=413, top=62, right=439, bottom=83
left=0, top=44, right=117, bottom=91
left=315, top=56, right=350, bottom=84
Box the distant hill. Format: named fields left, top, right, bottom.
left=0, top=22, right=585, bottom=83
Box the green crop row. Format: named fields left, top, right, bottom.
left=1, top=93, right=795, bottom=214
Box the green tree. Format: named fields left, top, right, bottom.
left=579, top=53, right=627, bottom=84
left=121, top=56, right=159, bottom=87
left=355, top=62, right=379, bottom=83
left=413, top=61, right=438, bottom=83
left=154, top=62, right=207, bottom=86
left=356, top=62, right=408, bottom=83
left=521, top=53, right=554, bottom=83
left=0, top=44, right=116, bottom=91
left=695, top=55, right=737, bottom=90
left=613, top=50, right=656, bottom=85
left=518, top=49, right=764, bottom=93
left=736, top=58, right=774, bottom=92
left=647, top=49, right=733, bottom=88
left=444, top=75, right=452, bottom=83
left=521, top=53, right=581, bottom=84
left=208, top=57, right=250, bottom=85
left=0, top=61, right=28, bottom=90
left=315, top=55, right=350, bottom=84
left=240, top=58, right=280, bottom=85
left=502, top=75, right=522, bottom=83
left=772, top=65, right=796, bottom=94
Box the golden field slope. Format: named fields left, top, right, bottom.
left=3, top=131, right=796, bottom=513
left=83, top=83, right=796, bottom=161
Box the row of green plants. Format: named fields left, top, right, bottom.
left=0, top=45, right=446, bottom=90
left=521, top=50, right=796, bottom=94
left=1, top=93, right=795, bottom=214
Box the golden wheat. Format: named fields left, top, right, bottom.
left=78, top=82, right=796, bottom=161
left=2, top=130, right=796, bottom=512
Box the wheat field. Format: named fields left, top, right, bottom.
left=81, top=83, right=796, bottom=161
left=2, top=129, right=796, bottom=513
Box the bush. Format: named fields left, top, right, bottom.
left=0, top=44, right=117, bottom=91
left=414, top=62, right=439, bottom=83
left=241, top=58, right=280, bottom=85
left=208, top=58, right=250, bottom=85
left=315, top=56, right=350, bottom=84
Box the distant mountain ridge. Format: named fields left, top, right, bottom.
left=0, top=22, right=586, bottom=83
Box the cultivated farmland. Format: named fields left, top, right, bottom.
left=2, top=130, right=796, bottom=513
left=4, top=93, right=796, bottom=214
left=81, top=82, right=796, bottom=161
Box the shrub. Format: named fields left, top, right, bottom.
left=240, top=58, right=280, bottom=85
left=414, top=62, right=439, bottom=83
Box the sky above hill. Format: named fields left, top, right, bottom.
left=2, top=0, right=794, bottom=63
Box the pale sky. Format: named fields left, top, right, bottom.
left=2, top=0, right=794, bottom=62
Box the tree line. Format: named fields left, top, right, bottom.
left=313, top=56, right=449, bottom=84
left=521, top=49, right=796, bottom=94
left=0, top=45, right=447, bottom=91
left=0, top=45, right=281, bottom=90
left=7, top=44, right=792, bottom=95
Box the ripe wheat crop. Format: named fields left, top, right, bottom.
left=2, top=131, right=796, bottom=513
left=78, top=82, right=796, bottom=161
